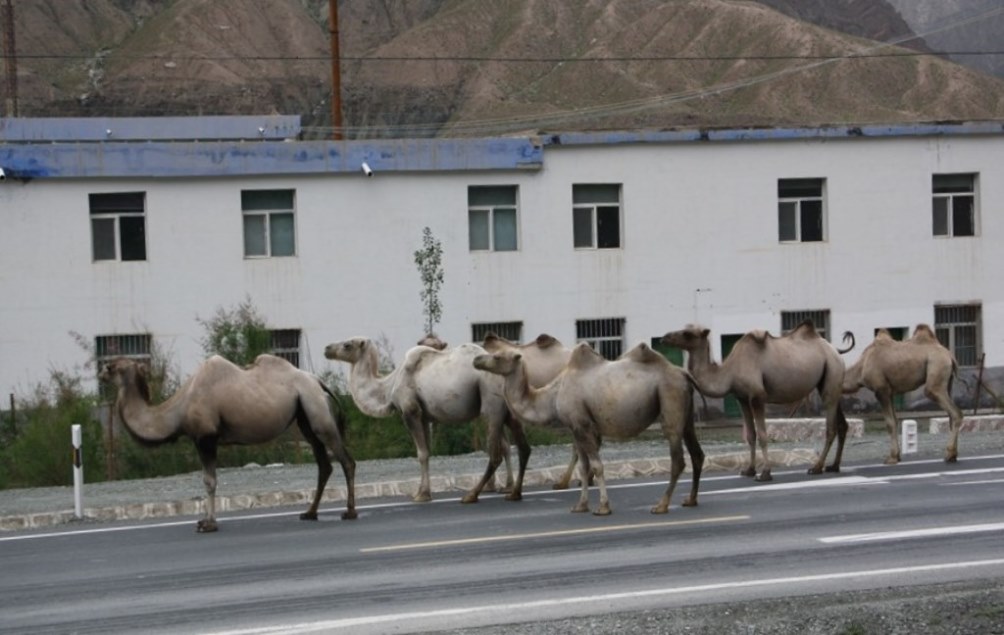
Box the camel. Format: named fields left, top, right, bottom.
left=661, top=320, right=853, bottom=481
left=323, top=337, right=531, bottom=503
left=481, top=332, right=583, bottom=490
left=474, top=341, right=704, bottom=516
left=416, top=334, right=448, bottom=350
left=100, top=355, right=357, bottom=533
left=842, top=324, right=962, bottom=464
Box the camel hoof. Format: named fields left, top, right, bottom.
left=884, top=456, right=900, bottom=465
left=824, top=465, right=841, bottom=473
left=196, top=519, right=218, bottom=533
left=740, top=467, right=756, bottom=478
left=504, top=492, right=523, bottom=502
left=341, top=510, right=358, bottom=521
left=413, top=493, right=432, bottom=503
left=755, top=473, right=773, bottom=482
left=570, top=503, right=590, bottom=513
left=807, top=466, right=823, bottom=475
left=460, top=493, right=479, bottom=504
left=681, top=498, right=699, bottom=508
left=552, top=482, right=570, bottom=491
left=593, top=506, right=612, bottom=516
left=299, top=511, right=319, bottom=521
left=944, top=454, right=958, bottom=464
left=650, top=505, right=669, bottom=515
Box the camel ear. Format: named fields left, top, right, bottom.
left=701, top=328, right=710, bottom=339
left=513, top=353, right=522, bottom=362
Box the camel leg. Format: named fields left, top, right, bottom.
left=195, top=437, right=219, bottom=533
left=680, top=396, right=705, bottom=508
left=463, top=414, right=510, bottom=504
left=502, top=417, right=531, bottom=501
left=297, top=421, right=333, bottom=521
left=739, top=400, right=758, bottom=478
left=570, top=430, right=594, bottom=513
left=810, top=397, right=848, bottom=474
left=300, top=415, right=358, bottom=521
left=875, top=390, right=901, bottom=465
left=825, top=404, right=849, bottom=472
left=402, top=406, right=433, bottom=502
left=652, top=422, right=684, bottom=514
left=751, top=401, right=772, bottom=482
left=928, top=385, right=963, bottom=463
left=553, top=449, right=578, bottom=490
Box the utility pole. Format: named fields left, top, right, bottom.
left=1, top=0, right=17, bottom=117
left=328, top=0, right=342, bottom=140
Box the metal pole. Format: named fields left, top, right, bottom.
left=72, top=424, right=83, bottom=519
left=328, top=0, right=343, bottom=140
left=1, top=0, right=18, bottom=117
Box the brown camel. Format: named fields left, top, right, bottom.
left=843, top=324, right=962, bottom=464
left=481, top=332, right=582, bottom=490
left=662, top=320, right=853, bottom=481
left=100, top=355, right=357, bottom=533
left=324, top=337, right=530, bottom=503
left=474, top=342, right=704, bottom=516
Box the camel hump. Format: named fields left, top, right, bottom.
left=912, top=323, right=937, bottom=341
left=568, top=342, right=604, bottom=369
left=748, top=329, right=771, bottom=346
left=403, top=345, right=440, bottom=374
left=790, top=319, right=821, bottom=338
left=534, top=333, right=560, bottom=349
left=624, top=342, right=663, bottom=364
left=874, top=328, right=893, bottom=340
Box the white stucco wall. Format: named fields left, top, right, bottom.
left=1, top=131, right=1000, bottom=394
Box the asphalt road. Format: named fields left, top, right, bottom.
left=2, top=453, right=1003, bottom=634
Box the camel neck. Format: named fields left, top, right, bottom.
left=685, top=343, right=733, bottom=398
left=503, top=363, right=558, bottom=426
left=347, top=348, right=398, bottom=418
left=116, top=382, right=182, bottom=444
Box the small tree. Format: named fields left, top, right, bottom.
left=414, top=226, right=445, bottom=337
left=197, top=295, right=272, bottom=366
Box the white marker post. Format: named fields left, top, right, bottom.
left=72, top=424, right=83, bottom=519
left=901, top=419, right=919, bottom=455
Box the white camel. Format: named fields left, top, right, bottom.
left=662, top=320, right=853, bottom=481
left=843, top=324, right=963, bottom=464
left=324, top=337, right=530, bottom=503
left=100, top=355, right=357, bottom=533
left=474, top=342, right=704, bottom=516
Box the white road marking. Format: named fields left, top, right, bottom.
left=819, top=522, right=1004, bottom=544
left=200, top=557, right=1004, bottom=635
left=703, top=475, right=887, bottom=495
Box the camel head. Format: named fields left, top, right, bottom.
left=98, top=357, right=152, bottom=402
left=323, top=338, right=372, bottom=364
left=661, top=325, right=710, bottom=351
left=473, top=350, right=523, bottom=377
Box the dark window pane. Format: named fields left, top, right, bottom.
left=952, top=195, right=974, bottom=236
left=573, top=184, right=620, bottom=204
left=468, top=185, right=516, bottom=207
left=778, top=178, right=822, bottom=198
left=244, top=215, right=267, bottom=256
left=493, top=208, right=517, bottom=251
left=241, top=189, right=294, bottom=211
left=800, top=200, right=823, bottom=241
left=598, top=339, right=622, bottom=360
left=89, top=192, right=145, bottom=214
left=597, top=206, right=620, bottom=248
left=932, top=197, right=949, bottom=235
left=119, top=216, right=146, bottom=261
left=270, top=213, right=295, bottom=256
left=954, top=325, right=978, bottom=366
left=933, top=174, right=974, bottom=194
left=778, top=202, right=797, bottom=241
left=92, top=218, right=116, bottom=260
left=469, top=210, right=490, bottom=250
left=573, top=208, right=593, bottom=247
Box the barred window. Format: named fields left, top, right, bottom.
left=935, top=304, right=981, bottom=366
left=96, top=333, right=152, bottom=398
left=472, top=321, right=523, bottom=344
left=781, top=310, right=830, bottom=341
left=271, top=329, right=301, bottom=368
left=576, top=317, right=625, bottom=360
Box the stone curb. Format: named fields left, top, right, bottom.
left=0, top=449, right=817, bottom=532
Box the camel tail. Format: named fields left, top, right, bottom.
left=318, top=379, right=349, bottom=439
left=682, top=370, right=710, bottom=421
left=837, top=331, right=855, bottom=354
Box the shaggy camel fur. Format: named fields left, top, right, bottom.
left=662, top=320, right=852, bottom=481
left=324, top=337, right=531, bottom=503
left=474, top=342, right=704, bottom=516
left=843, top=324, right=962, bottom=463
left=101, top=355, right=357, bottom=533
left=481, top=332, right=581, bottom=490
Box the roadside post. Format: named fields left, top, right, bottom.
left=901, top=419, right=918, bottom=455
left=72, top=424, right=83, bottom=519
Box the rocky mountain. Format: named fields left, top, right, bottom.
left=3, top=0, right=1004, bottom=138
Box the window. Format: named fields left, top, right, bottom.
left=242, top=189, right=296, bottom=257
left=933, top=174, right=977, bottom=237
left=468, top=186, right=518, bottom=252
left=271, top=329, right=301, bottom=368
left=577, top=318, right=625, bottom=360
left=778, top=178, right=825, bottom=242
left=573, top=184, right=621, bottom=249
left=472, top=321, right=523, bottom=344
left=781, top=309, right=830, bottom=341
left=90, top=192, right=147, bottom=261
left=935, top=304, right=981, bottom=366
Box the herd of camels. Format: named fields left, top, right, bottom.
left=101, top=320, right=963, bottom=532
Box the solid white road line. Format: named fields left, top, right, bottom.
left=819, top=522, right=1004, bottom=544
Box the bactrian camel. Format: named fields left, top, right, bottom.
left=474, top=342, right=704, bottom=516
left=324, top=337, right=531, bottom=503
left=100, top=355, right=357, bottom=533
left=842, top=324, right=962, bottom=464
left=662, top=320, right=853, bottom=481
left=481, top=332, right=583, bottom=490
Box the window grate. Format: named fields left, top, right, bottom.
left=935, top=304, right=981, bottom=366
left=96, top=334, right=152, bottom=360
left=781, top=310, right=830, bottom=341
left=271, top=329, right=301, bottom=368
left=472, top=321, right=523, bottom=344
left=576, top=317, right=625, bottom=360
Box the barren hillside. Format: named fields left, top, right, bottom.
left=3, top=0, right=1004, bottom=138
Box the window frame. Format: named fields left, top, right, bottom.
left=468, top=185, right=519, bottom=252
left=576, top=317, right=625, bottom=360
left=935, top=304, right=982, bottom=367
left=932, top=173, right=978, bottom=238
left=573, top=183, right=623, bottom=250
left=242, top=189, right=297, bottom=258
left=777, top=178, right=826, bottom=243
left=89, top=192, right=147, bottom=262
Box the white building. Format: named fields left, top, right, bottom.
left=1, top=116, right=1000, bottom=411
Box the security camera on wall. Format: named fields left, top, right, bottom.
left=361, top=162, right=373, bottom=177
left=0, top=167, right=6, bottom=181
